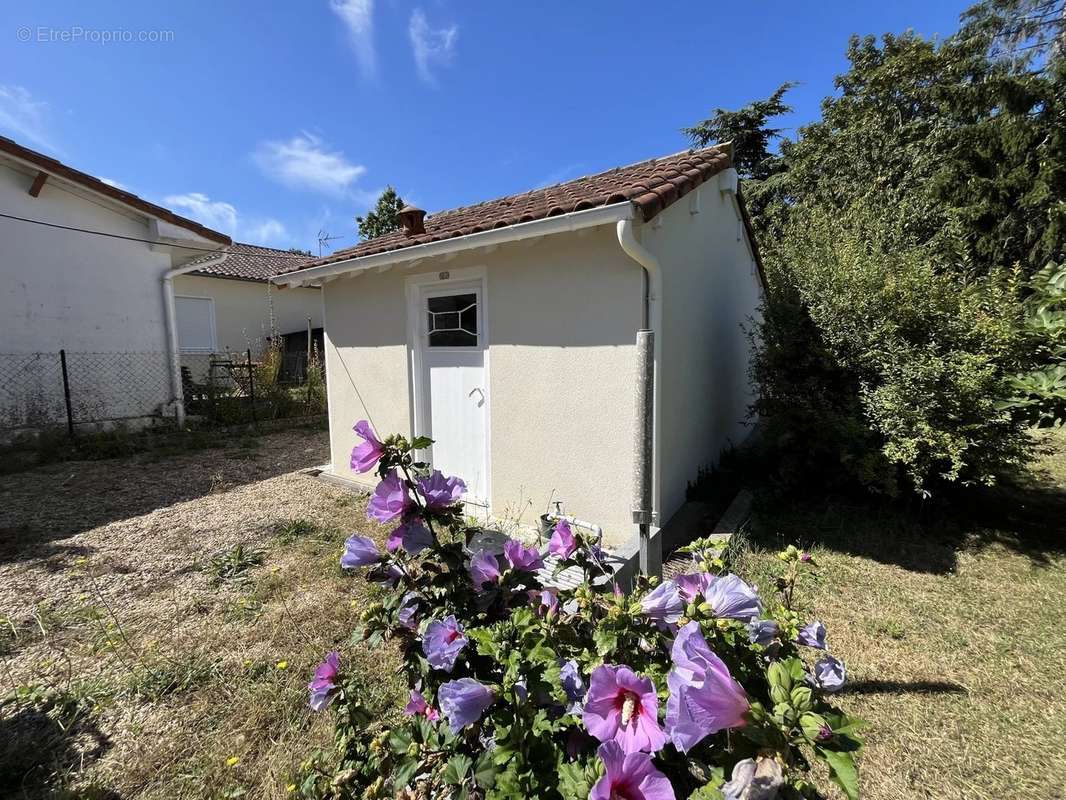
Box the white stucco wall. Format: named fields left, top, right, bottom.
left=0, top=160, right=181, bottom=428
left=322, top=227, right=643, bottom=545
left=643, top=176, right=764, bottom=521
left=173, top=274, right=322, bottom=355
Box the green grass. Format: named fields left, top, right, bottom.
left=734, top=427, right=1066, bottom=800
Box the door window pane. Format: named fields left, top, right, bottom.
left=427, top=293, right=478, bottom=347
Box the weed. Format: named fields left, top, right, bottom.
left=125, top=657, right=217, bottom=700
left=205, top=544, right=266, bottom=583
left=274, top=518, right=319, bottom=544
left=867, top=617, right=908, bottom=640
left=224, top=596, right=265, bottom=623
left=3, top=679, right=113, bottom=729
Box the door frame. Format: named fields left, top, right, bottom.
left=405, top=265, right=491, bottom=510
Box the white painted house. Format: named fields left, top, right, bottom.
left=0, top=136, right=319, bottom=432
left=175, top=243, right=321, bottom=358
left=276, top=145, right=766, bottom=558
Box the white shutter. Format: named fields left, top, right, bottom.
left=175, top=296, right=217, bottom=353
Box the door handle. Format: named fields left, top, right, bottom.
left=468, top=387, right=485, bottom=406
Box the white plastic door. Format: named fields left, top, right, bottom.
left=420, top=285, right=487, bottom=504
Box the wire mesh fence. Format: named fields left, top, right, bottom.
left=0, top=349, right=326, bottom=440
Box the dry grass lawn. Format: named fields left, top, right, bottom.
left=736, top=428, right=1066, bottom=800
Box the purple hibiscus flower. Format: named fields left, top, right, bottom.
left=590, top=741, right=675, bottom=800
left=702, top=574, right=763, bottom=620
left=438, top=678, right=494, bottom=732
left=811, top=655, right=846, bottom=693
left=582, top=665, right=667, bottom=754
left=746, top=619, right=780, bottom=647
left=468, top=550, right=502, bottom=589
left=530, top=588, right=559, bottom=617
left=560, top=659, right=586, bottom=713
left=350, top=420, right=384, bottom=473
left=676, top=572, right=714, bottom=603
left=416, top=470, right=466, bottom=509
left=368, top=562, right=403, bottom=588
left=386, top=519, right=434, bottom=555
left=503, top=539, right=544, bottom=572
left=367, top=470, right=410, bottom=524
left=796, top=620, right=827, bottom=650
left=340, top=534, right=380, bottom=569
left=548, top=519, right=577, bottom=559
left=665, top=621, right=749, bottom=753
left=641, top=580, right=684, bottom=626
left=423, top=615, right=468, bottom=672
left=308, top=651, right=340, bottom=711
left=398, top=592, right=420, bottom=630
left=404, top=689, right=440, bottom=721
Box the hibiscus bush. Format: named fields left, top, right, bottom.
left=295, top=422, right=864, bottom=799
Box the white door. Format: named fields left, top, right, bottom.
left=419, top=283, right=488, bottom=505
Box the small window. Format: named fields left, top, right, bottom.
left=175, top=296, right=217, bottom=353
left=427, top=293, right=478, bottom=347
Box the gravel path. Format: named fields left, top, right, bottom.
left=0, top=429, right=333, bottom=619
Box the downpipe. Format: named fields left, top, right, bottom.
left=162, top=253, right=228, bottom=428
left=616, top=219, right=662, bottom=578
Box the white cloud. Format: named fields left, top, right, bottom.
left=253, top=132, right=367, bottom=196
left=409, top=9, right=458, bottom=83
left=164, top=192, right=288, bottom=246
left=0, top=85, right=55, bottom=151
left=99, top=177, right=128, bottom=190
left=165, top=192, right=239, bottom=233
left=245, top=218, right=288, bottom=244
left=330, top=0, right=376, bottom=77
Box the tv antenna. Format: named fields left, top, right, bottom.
left=317, top=229, right=345, bottom=256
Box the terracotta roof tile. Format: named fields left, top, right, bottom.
left=188, top=242, right=314, bottom=282
left=302, top=145, right=731, bottom=269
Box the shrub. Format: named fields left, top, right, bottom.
left=752, top=207, right=1029, bottom=496
left=293, top=424, right=863, bottom=799
left=999, top=260, right=1066, bottom=425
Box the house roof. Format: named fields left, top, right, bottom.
left=0, top=135, right=231, bottom=245
left=187, top=242, right=315, bottom=282
left=298, top=145, right=733, bottom=270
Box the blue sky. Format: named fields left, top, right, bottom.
left=0, top=1, right=963, bottom=255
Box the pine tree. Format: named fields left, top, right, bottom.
left=356, top=186, right=405, bottom=241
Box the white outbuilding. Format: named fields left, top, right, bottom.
left=276, top=145, right=765, bottom=563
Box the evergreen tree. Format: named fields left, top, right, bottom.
left=356, top=186, right=405, bottom=240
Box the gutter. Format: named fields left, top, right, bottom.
left=162, top=253, right=228, bottom=427
left=616, top=219, right=663, bottom=578
left=274, top=202, right=636, bottom=288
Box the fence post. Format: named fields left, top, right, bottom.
left=246, top=348, right=257, bottom=428
left=59, top=349, right=75, bottom=438
left=306, top=316, right=313, bottom=409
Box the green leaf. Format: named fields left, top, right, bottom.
left=444, top=754, right=473, bottom=785
left=819, top=747, right=860, bottom=800
left=474, top=749, right=497, bottom=789
left=411, top=435, right=434, bottom=450
left=593, top=627, right=618, bottom=657
left=392, top=757, right=420, bottom=789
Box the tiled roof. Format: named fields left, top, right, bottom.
left=0, top=135, right=231, bottom=245
left=302, top=145, right=732, bottom=269
left=188, top=242, right=315, bottom=282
